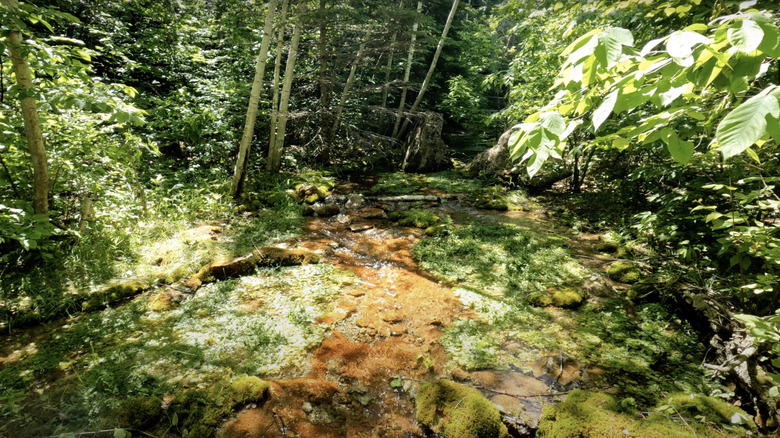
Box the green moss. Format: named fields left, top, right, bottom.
left=390, top=209, right=442, bottom=228
left=116, top=396, right=163, bottom=429
left=595, top=240, right=619, bottom=253
left=607, top=261, right=641, bottom=284
left=416, top=379, right=508, bottom=438
left=230, top=375, right=270, bottom=403
left=82, top=279, right=150, bottom=311
left=538, top=390, right=752, bottom=438
left=652, top=393, right=757, bottom=432
left=527, top=287, right=583, bottom=308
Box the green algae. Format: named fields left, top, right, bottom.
left=537, top=390, right=753, bottom=438
left=416, top=379, right=508, bottom=438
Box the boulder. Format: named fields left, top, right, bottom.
left=467, top=129, right=511, bottom=178
left=416, top=379, right=508, bottom=438
left=314, top=203, right=341, bottom=217
left=401, top=112, right=452, bottom=173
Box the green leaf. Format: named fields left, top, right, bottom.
left=595, top=27, right=633, bottom=69
left=716, top=88, right=780, bottom=159
left=172, top=412, right=179, bottom=426
left=561, top=29, right=602, bottom=59
left=664, top=131, right=695, bottom=164
left=753, top=16, right=780, bottom=57
left=539, top=112, right=566, bottom=136
left=612, top=137, right=630, bottom=150
left=728, top=19, right=764, bottom=53
left=666, top=31, right=711, bottom=65
left=113, top=429, right=131, bottom=438
left=593, top=90, right=618, bottom=132
left=705, top=212, right=723, bottom=222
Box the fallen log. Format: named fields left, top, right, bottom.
left=366, top=195, right=451, bottom=202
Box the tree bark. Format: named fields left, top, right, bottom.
left=316, top=0, right=332, bottom=164
left=267, top=4, right=304, bottom=173
left=381, top=0, right=403, bottom=126
left=3, top=0, right=50, bottom=217
left=268, top=0, right=290, bottom=160
left=230, top=0, right=279, bottom=199
left=395, top=0, right=460, bottom=140
left=392, top=1, right=422, bottom=139
left=329, top=32, right=370, bottom=142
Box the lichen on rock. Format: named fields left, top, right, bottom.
left=416, top=379, right=509, bottom=438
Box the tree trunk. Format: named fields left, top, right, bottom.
left=395, top=0, right=460, bottom=140
left=381, top=0, right=403, bottom=126
left=230, top=0, right=279, bottom=199
left=3, top=0, right=49, bottom=217
left=268, top=0, right=290, bottom=160
left=329, top=32, right=370, bottom=143
left=267, top=4, right=304, bottom=173
left=316, top=0, right=332, bottom=164
left=392, top=1, right=422, bottom=139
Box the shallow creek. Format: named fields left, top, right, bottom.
left=219, top=180, right=614, bottom=438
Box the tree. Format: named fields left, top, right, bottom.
left=2, top=0, right=50, bottom=217
left=231, top=0, right=279, bottom=199
left=392, top=1, right=421, bottom=139
left=395, top=0, right=460, bottom=139
left=267, top=2, right=304, bottom=173
left=268, top=0, right=290, bottom=161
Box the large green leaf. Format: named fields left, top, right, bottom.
left=716, top=87, right=780, bottom=159
left=664, top=130, right=695, bottom=164
left=539, top=111, right=566, bottom=136
left=593, top=90, right=618, bottom=132
left=728, top=18, right=764, bottom=53
left=594, top=27, right=633, bottom=69
left=666, top=31, right=711, bottom=66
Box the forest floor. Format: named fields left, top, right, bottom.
left=0, top=171, right=724, bottom=437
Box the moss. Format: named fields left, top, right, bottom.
left=391, top=209, right=442, bottom=228
left=537, top=390, right=752, bottom=438
left=595, top=240, right=619, bottom=253
left=652, top=393, right=757, bottom=432
left=148, top=292, right=176, bottom=311
left=169, top=375, right=270, bottom=437
left=606, top=261, right=641, bottom=284
left=81, top=279, right=150, bottom=311
left=116, top=396, right=163, bottom=429
left=527, top=287, right=583, bottom=308
left=416, top=379, right=508, bottom=438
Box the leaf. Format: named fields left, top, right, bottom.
left=113, top=430, right=131, bottom=438
left=561, top=29, right=602, bottom=59
left=754, top=16, right=780, bottom=57
left=665, top=131, right=695, bottom=164
left=595, top=27, right=634, bottom=69
left=666, top=31, right=712, bottom=64
left=593, top=90, right=618, bottom=132
left=612, top=137, right=630, bottom=150
left=728, top=19, right=764, bottom=53
left=172, top=412, right=179, bottom=426
left=705, top=212, right=723, bottom=222
left=539, top=112, right=566, bottom=136
left=716, top=88, right=780, bottom=159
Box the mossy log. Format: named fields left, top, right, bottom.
left=151, top=247, right=320, bottom=310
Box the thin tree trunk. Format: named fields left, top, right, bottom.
left=3, top=0, right=49, bottom=216
left=267, top=5, right=304, bottom=173
left=316, top=0, right=331, bottom=164
left=381, top=0, right=403, bottom=126
left=392, top=1, right=422, bottom=139
left=329, top=32, right=370, bottom=142
left=230, top=0, right=279, bottom=199
left=268, top=0, right=290, bottom=158
left=396, top=0, right=460, bottom=140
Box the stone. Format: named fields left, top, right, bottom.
left=314, top=203, right=340, bottom=217
left=301, top=401, right=313, bottom=413
left=401, top=112, right=452, bottom=173
left=358, top=207, right=386, bottom=219
left=345, top=194, right=365, bottom=209
left=466, top=129, right=511, bottom=178
left=416, top=379, right=509, bottom=438
left=349, top=223, right=373, bottom=232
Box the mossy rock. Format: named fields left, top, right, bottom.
left=148, top=292, right=177, bottom=311
left=293, top=184, right=329, bottom=204
left=168, top=375, right=270, bottom=437
left=390, top=209, right=441, bottom=228
left=606, top=261, right=641, bottom=284
left=416, top=379, right=508, bottom=438
left=527, top=287, right=583, bottom=308
left=424, top=224, right=450, bottom=236
left=537, top=390, right=753, bottom=438
left=314, top=203, right=341, bottom=217
left=651, top=393, right=757, bottom=433
left=595, top=240, right=619, bottom=253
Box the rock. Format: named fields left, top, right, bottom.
left=148, top=291, right=179, bottom=311
left=416, top=379, right=509, bottom=438
left=293, top=184, right=328, bottom=204
left=526, top=287, right=583, bottom=308
left=345, top=194, right=365, bottom=209
left=314, top=203, right=340, bottom=217
left=349, top=223, right=373, bottom=232
left=401, top=112, right=452, bottom=173
left=358, top=207, right=386, bottom=219
left=301, top=401, right=313, bottom=413
left=452, top=367, right=470, bottom=381
left=606, top=261, right=641, bottom=283
left=466, top=129, right=511, bottom=178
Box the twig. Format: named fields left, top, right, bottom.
left=453, top=397, right=466, bottom=409
left=671, top=404, right=698, bottom=437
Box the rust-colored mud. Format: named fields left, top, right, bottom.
left=221, top=207, right=469, bottom=437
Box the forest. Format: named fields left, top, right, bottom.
left=1, top=0, right=779, bottom=436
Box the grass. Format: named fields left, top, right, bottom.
left=0, top=263, right=357, bottom=436
left=412, top=220, right=713, bottom=407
